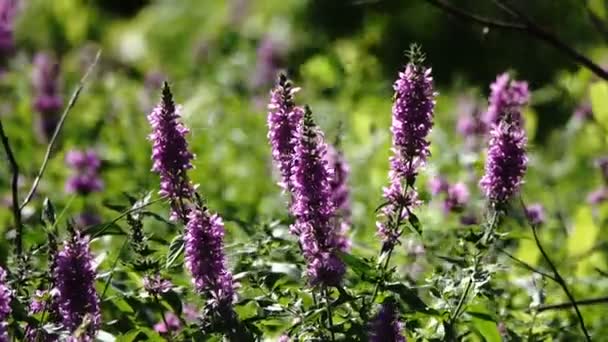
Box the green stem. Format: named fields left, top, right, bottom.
left=324, top=287, right=335, bottom=341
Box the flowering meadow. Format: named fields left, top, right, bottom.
left=2, top=0, right=608, bottom=341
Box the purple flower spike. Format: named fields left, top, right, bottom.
left=389, top=63, right=435, bottom=181
left=428, top=176, right=448, bottom=196
left=0, top=267, right=11, bottom=342
left=32, top=53, right=62, bottom=114
left=525, top=203, right=545, bottom=226
left=53, top=231, right=100, bottom=337
left=369, top=302, right=406, bottom=342
left=377, top=52, right=435, bottom=248
left=480, top=121, right=528, bottom=204
left=268, top=74, right=304, bottom=195
left=587, top=187, right=608, bottom=205
left=184, top=207, right=234, bottom=306
left=143, top=274, right=173, bottom=296
left=64, top=149, right=103, bottom=195
left=326, top=144, right=352, bottom=251
left=252, top=36, right=285, bottom=88
left=290, top=108, right=345, bottom=286
left=0, top=0, right=17, bottom=57
left=483, top=73, right=530, bottom=126
left=147, top=82, right=195, bottom=220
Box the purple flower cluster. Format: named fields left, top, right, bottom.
left=0, top=267, right=11, bottom=342
left=479, top=121, right=528, bottom=203
left=147, top=82, right=194, bottom=220
left=429, top=177, right=470, bottom=213
left=65, top=149, right=103, bottom=195
left=290, top=109, right=345, bottom=286
left=184, top=208, right=234, bottom=306
left=525, top=203, right=545, bottom=226
left=0, top=0, right=17, bottom=58
left=369, top=302, right=406, bottom=342
left=482, top=73, right=529, bottom=126
left=53, top=231, right=100, bottom=337
left=143, top=274, right=173, bottom=296
left=326, top=144, right=352, bottom=251
left=267, top=74, right=304, bottom=194
left=377, top=60, right=435, bottom=248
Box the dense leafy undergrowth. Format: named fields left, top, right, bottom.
left=2, top=1, right=608, bottom=341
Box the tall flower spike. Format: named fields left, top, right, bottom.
left=147, top=82, right=195, bottom=220
left=483, top=73, right=530, bottom=127
left=326, top=144, right=352, bottom=251
left=267, top=73, right=304, bottom=195
left=369, top=302, right=406, bottom=342
left=53, top=231, right=100, bottom=338
left=0, top=267, right=11, bottom=342
left=184, top=207, right=234, bottom=307
left=290, top=107, right=345, bottom=286
left=377, top=47, right=435, bottom=248
left=0, top=0, right=17, bottom=58
left=479, top=120, right=528, bottom=204
left=32, top=52, right=63, bottom=142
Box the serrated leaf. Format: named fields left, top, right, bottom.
left=385, top=283, right=431, bottom=312
left=166, top=235, right=184, bottom=269
left=337, top=251, right=378, bottom=279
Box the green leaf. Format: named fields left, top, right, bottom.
left=408, top=213, right=423, bottom=236
left=96, top=330, right=116, bottom=342
left=589, top=0, right=607, bottom=20
left=385, top=283, right=432, bottom=313
left=337, top=251, right=378, bottom=279
left=41, top=198, right=56, bottom=227
left=166, top=234, right=184, bottom=269
left=568, top=206, right=599, bottom=257
left=115, top=330, right=141, bottom=342
left=470, top=315, right=501, bottom=342
left=160, top=290, right=183, bottom=316
left=590, top=81, right=608, bottom=131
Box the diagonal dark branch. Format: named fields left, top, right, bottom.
left=424, top=0, right=608, bottom=81
left=0, top=120, right=22, bottom=256
left=535, top=296, right=608, bottom=312
left=20, top=50, right=101, bottom=210
left=520, top=197, right=592, bottom=342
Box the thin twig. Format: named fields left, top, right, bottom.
left=0, top=120, right=22, bottom=256
left=498, top=248, right=557, bottom=281
left=521, top=197, right=592, bottom=342
left=451, top=277, right=472, bottom=322
left=534, top=296, right=608, bottom=312
left=20, top=50, right=101, bottom=210
left=155, top=295, right=173, bottom=341
left=424, top=0, right=608, bottom=81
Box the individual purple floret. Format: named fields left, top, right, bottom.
left=369, top=302, right=406, bottom=342
left=267, top=73, right=304, bottom=195
left=290, top=108, right=345, bottom=286
left=277, top=334, right=290, bottom=342
left=482, top=73, right=529, bottom=127
left=573, top=102, right=592, bottom=121
left=154, top=312, right=181, bottom=334
left=64, top=149, right=103, bottom=195
left=326, top=144, right=352, bottom=251
left=443, top=182, right=470, bottom=213
left=480, top=121, right=528, bottom=204
left=587, top=187, right=608, bottom=205
left=0, top=267, right=11, bottom=342
left=147, top=82, right=195, bottom=220
left=184, top=207, right=234, bottom=306
left=53, top=231, right=100, bottom=337
left=525, top=203, right=545, bottom=226
left=377, top=51, right=435, bottom=248
left=0, top=0, right=17, bottom=57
